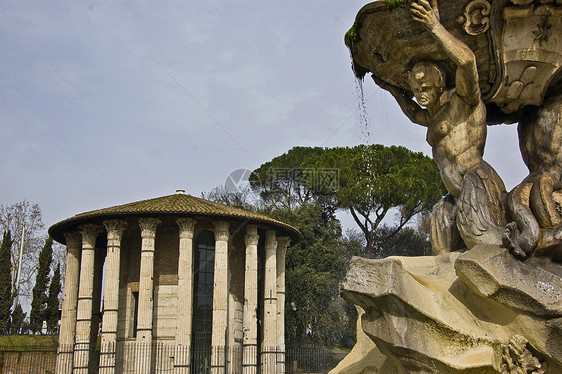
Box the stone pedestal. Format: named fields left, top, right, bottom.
left=333, top=246, right=562, bottom=373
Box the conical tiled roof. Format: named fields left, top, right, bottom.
left=49, top=191, right=301, bottom=244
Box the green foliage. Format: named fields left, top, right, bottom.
left=250, top=146, right=328, bottom=212
left=10, top=304, right=26, bottom=335
left=367, top=225, right=432, bottom=259
left=304, top=144, right=445, bottom=257
left=0, top=334, right=58, bottom=351
left=251, top=145, right=444, bottom=257
left=30, top=237, right=53, bottom=333
left=0, top=231, right=13, bottom=333
left=269, top=204, right=361, bottom=348
left=46, top=263, right=61, bottom=333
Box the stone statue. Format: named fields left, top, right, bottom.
left=345, top=0, right=562, bottom=258
left=504, top=93, right=562, bottom=259
left=373, top=0, right=506, bottom=254
left=332, top=0, right=562, bottom=372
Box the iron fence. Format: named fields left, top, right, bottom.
left=0, top=349, right=57, bottom=374
left=286, top=347, right=347, bottom=374
left=0, top=342, right=347, bottom=373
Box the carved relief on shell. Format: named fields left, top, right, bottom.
left=462, top=0, right=491, bottom=36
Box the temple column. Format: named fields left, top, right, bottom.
left=262, top=230, right=278, bottom=374
left=242, top=225, right=259, bottom=374
left=56, top=232, right=82, bottom=374
left=73, top=224, right=103, bottom=374
left=174, top=218, right=196, bottom=374
left=99, top=220, right=127, bottom=374
left=136, top=218, right=160, bottom=374
left=90, top=247, right=105, bottom=357
left=211, top=221, right=230, bottom=374
left=276, top=237, right=290, bottom=374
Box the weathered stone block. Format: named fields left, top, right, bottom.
left=335, top=247, right=562, bottom=373
left=455, top=245, right=562, bottom=317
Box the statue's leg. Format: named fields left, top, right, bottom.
left=430, top=195, right=463, bottom=254
left=518, top=94, right=562, bottom=174
left=530, top=173, right=562, bottom=229
left=517, top=94, right=562, bottom=254
left=456, top=163, right=507, bottom=249
left=530, top=173, right=562, bottom=251
left=503, top=182, right=540, bottom=258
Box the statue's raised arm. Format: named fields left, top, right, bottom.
left=410, top=0, right=480, bottom=106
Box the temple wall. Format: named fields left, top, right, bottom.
left=154, top=223, right=179, bottom=283
left=153, top=284, right=178, bottom=339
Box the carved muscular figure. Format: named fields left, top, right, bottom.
left=504, top=94, right=562, bottom=259
left=375, top=0, right=506, bottom=253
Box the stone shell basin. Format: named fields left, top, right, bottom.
left=347, top=0, right=562, bottom=124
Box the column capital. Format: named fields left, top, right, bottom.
left=139, top=218, right=161, bottom=239
left=213, top=221, right=230, bottom=242
left=276, top=236, right=290, bottom=250
left=245, top=233, right=259, bottom=247
left=245, top=224, right=259, bottom=246
left=176, top=218, right=197, bottom=239
left=103, top=219, right=127, bottom=241
left=63, top=231, right=82, bottom=249
left=79, top=224, right=103, bottom=247
left=265, top=230, right=277, bottom=251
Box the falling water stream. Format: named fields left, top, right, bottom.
left=355, top=77, right=372, bottom=144
left=355, top=76, right=375, bottom=195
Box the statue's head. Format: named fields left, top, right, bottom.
left=408, top=61, right=445, bottom=108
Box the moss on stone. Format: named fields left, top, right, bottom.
left=385, top=0, right=410, bottom=10
left=345, top=25, right=359, bottom=48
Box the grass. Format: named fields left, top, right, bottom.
left=0, top=334, right=58, bottom=351
left=333, top=343, right=352, bottom=353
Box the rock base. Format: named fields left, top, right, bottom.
left=331, top=245, right=562, bottom=373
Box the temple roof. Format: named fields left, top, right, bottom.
left=49, top=191, right=301, bottom=244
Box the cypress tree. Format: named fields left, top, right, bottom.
left=30, top=237, right=53, bottom=333
left=10, top=304, right=26, bottom=334
left=0, top=231, right=13, bottom=333
left=46, top=263, right=61, bottom=333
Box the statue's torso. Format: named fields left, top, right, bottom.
left=429, top=93, right=487, bottom=196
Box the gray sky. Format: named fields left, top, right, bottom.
left=1, top=0, right=527, bottom=233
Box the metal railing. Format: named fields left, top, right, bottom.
left=0, top=342, right=347, bottom=373
left=0, top=349, right=57, bottom=374
left=286, top=347, right=347, bottom=374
